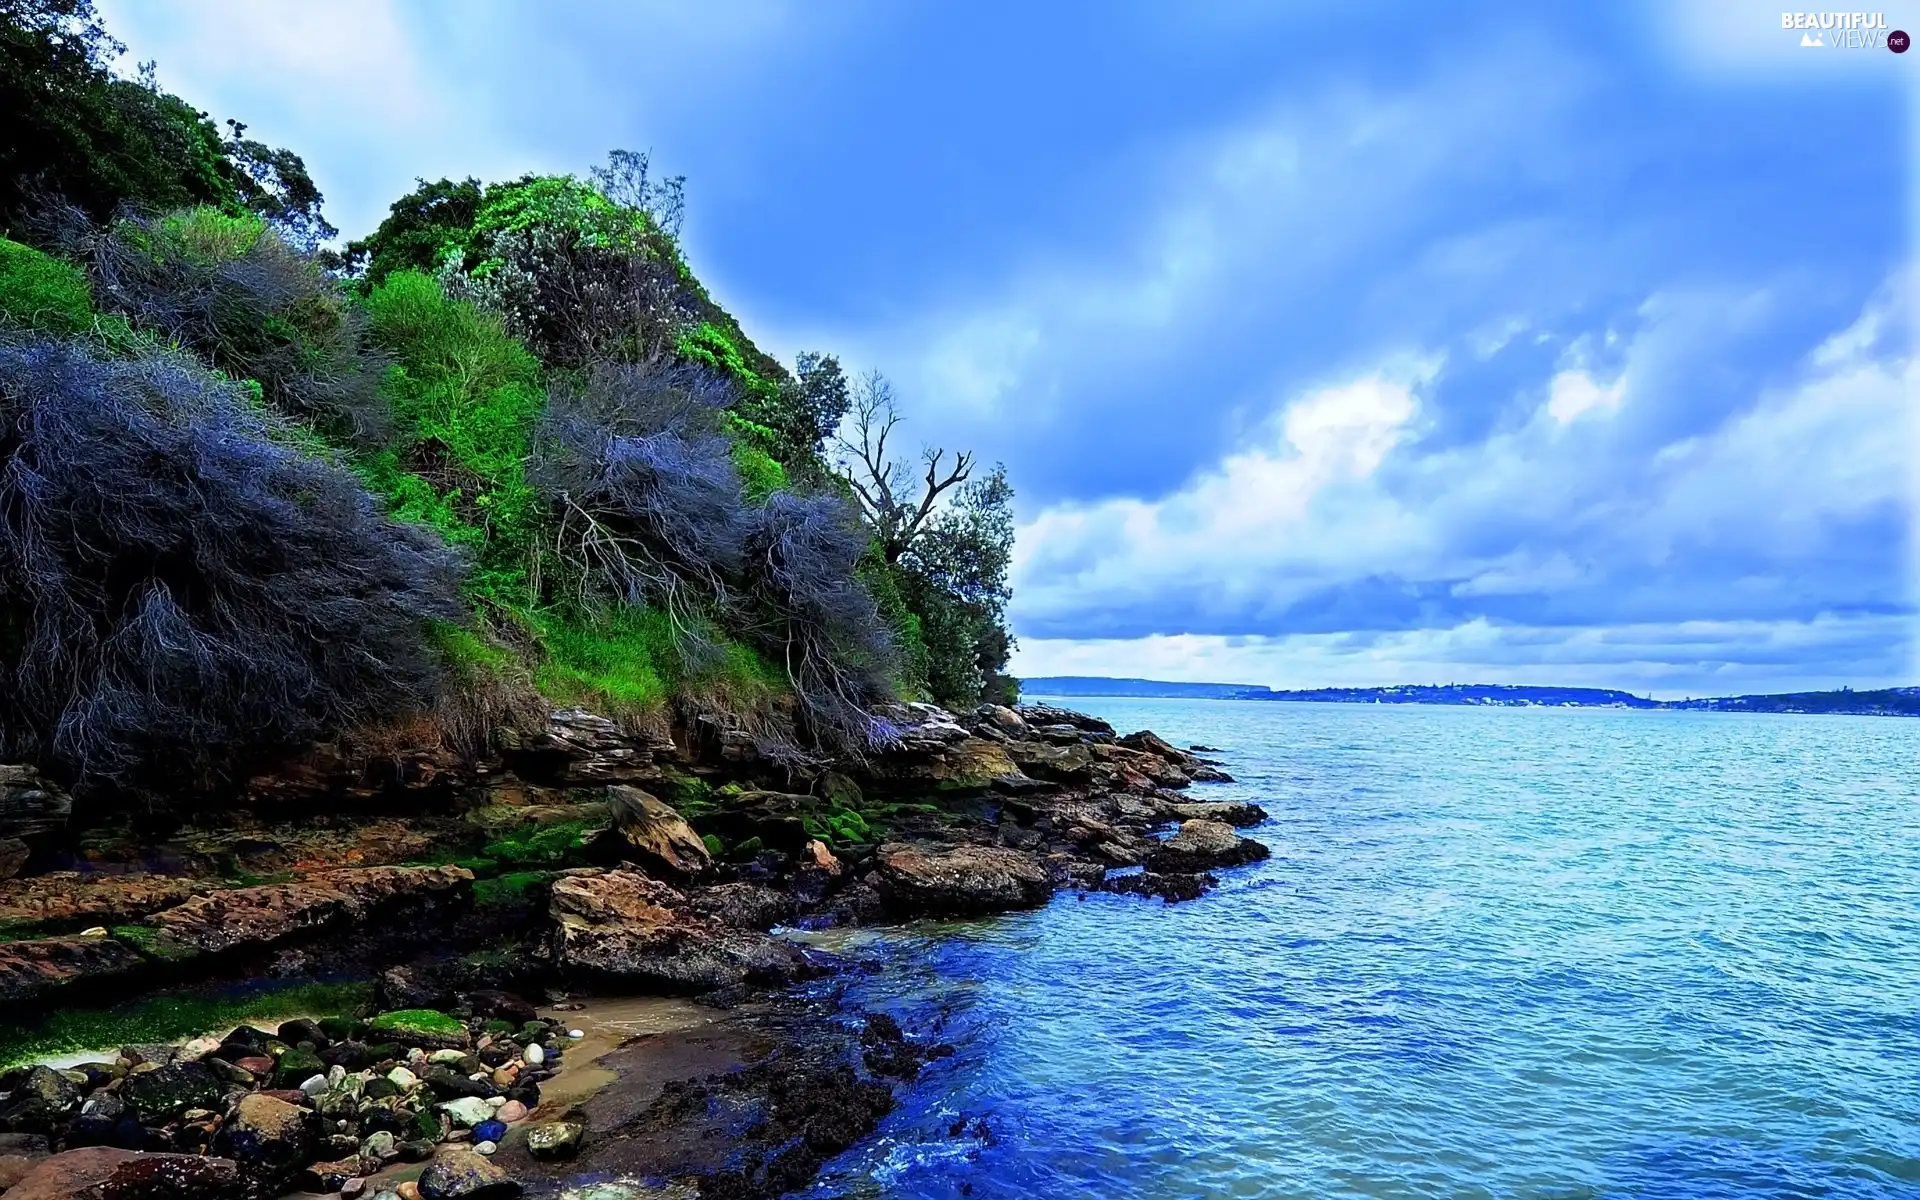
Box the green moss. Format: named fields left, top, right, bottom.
left=0, top=238, right=94, bottom=334
left=479, top=821, right=595, bottom=870
left=0, top=980, right=371, bottom=1069
left=701, top=833, right=724, bottom=858
left=472, top=870, right=553, bottom=910
left=111, top=925, right=198, bottom=963
left=368, top=1008, right=465, bottom=1039
left=803, top=807, right=873, bottom=849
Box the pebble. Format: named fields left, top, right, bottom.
left=386, top=1066, right=418, bottom=1090
left=299, top=1074, right=328, bottom=1097
left=341, top=1180, right=367, bottom=1199
left=327, top=1064, right=347, bottom=1085
left=568, top=1029, right=584, bottom=1039
left=180, top=1036, right=223, bottom=1060
left=522, top=1043, right=544, bottom=1066
left=473, top=1119, right=507, bottom=1144
left=497, top=1100, right=527, bottom=1122
left=485, top=1096, right=506, bottom=1109
left=473, top=1139, right=497, bottom=1155
left=428, top=1049, right=467, bottom=1066
left=397, top=1184, right=422, bottom=1200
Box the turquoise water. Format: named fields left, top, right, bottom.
left=810, top=699, right=1920, bottom=1199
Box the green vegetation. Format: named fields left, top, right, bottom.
left=0, top=237, right=92, bottom=332
left=368, top=1007, right=465, bottom=1040
left=0, top=2, right=1018, bottom=802
left=0, top=979, right=371, bottom=1069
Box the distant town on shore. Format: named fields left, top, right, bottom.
left=1018, top=678, right=1920, bottom=717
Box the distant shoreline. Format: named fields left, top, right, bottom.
left=1018, top=678, right=1920, bottom=717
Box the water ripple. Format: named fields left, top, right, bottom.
left=807, top=702, right=1920, bottom=1200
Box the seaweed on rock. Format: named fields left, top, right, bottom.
left=0, top=338, right=465, bottom=795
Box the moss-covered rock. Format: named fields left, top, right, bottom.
left=368, top=1008, right=469, bottom=1050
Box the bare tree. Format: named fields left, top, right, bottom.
left=836, top=371, right=972, bottom=564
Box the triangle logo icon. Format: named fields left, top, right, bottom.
left=1800, top=30, right=1824, bottom=45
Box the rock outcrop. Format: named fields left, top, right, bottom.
left=548, top=869, right=808, bottom=991
left=870, top=843, right=1054, bottom=917
left=1147, top=819, right=1271, bottom=874
left=604, top=786, right=710, bottom=882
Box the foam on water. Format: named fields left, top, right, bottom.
left=806, top=700, right=1920, bottom=1200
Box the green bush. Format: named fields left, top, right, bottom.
left=363, top=270, right=545, bottom=603
left=0, top=237, right=92, bottom=333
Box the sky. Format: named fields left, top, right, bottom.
left=97, top=0, right=1918, bottom=697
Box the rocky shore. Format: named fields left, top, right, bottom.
left=0, top=702, right=1270, bottom=1198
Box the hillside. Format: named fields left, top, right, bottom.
left=1021, top=678, right=1920, bottom=716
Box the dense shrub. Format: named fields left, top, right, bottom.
left=86, top=207, right=388, bottom=442
left=343, top=176, right=483, bottom=288
left=361, top=270, right=544, bottom=602
left=533, top=362, right=750, bottom=634
left=0, top=339, right=465, bottom=793
left=0, top=236, right=91, bottom=333
left=0, top=1, right=328, bottom=240
left=743, top=492, right=899, bottom=751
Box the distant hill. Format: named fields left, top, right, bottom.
left=1019, top=676, right=1275, bottom=700
left=1017, top=678, right=1920, bottom=716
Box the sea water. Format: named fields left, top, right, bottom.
left=806, top=699, right=1920, bottom=1200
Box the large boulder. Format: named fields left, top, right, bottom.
left=549, top=870, right=808, bottom=992
left=871, top=843, right=1054, bottom=917
left=418, top=1147, right=522, bottom=1199
left=0, top=873, right=201, bottom=930
left=496, top=707, right=673, bottom=785
left=212, top=1093, right=314, bottom=1186
left=120, top=1061, right=221, bottom=1123
left=1147, top=820, right=1270, bottom=874
left=0, top=1066, right=81, bottom=1133
left=0, top=934, right=145, bottom=1009
left=605, top=786, right=710, bottom=882
left=3, top=1147, right=241, bottom=1200
left=1163, top=800, right=1266, bottom=827
left=1004, top=741, right=1094, bottom=784
left=0, top=765, right=70, bottom=839
left=144, top=865, right=472, bottom=957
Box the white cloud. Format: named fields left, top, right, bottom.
left=1012, top=610, right=1914, bottom=698
left=1009, top=272, right=1915, bottom=686
left=1545, top=369, right=1626, bottom=423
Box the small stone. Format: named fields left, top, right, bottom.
left=299, top=1073, right=328, bottom=1096
left=496, top=1100, right=527, bottom=1123
left=361, top=1129, right=397, bottom=1160
left=179, top=1036, right=222, bottom=1061
left=521, top=1043, right=544, bottom=1066
left=397, top=1183, right=422, bottom=1200
left=472, top=1118, right=506, bottom=1144
left=525, top=1120, right=584, bottom=1161
left=473, top=1139, right=496, bottom=1155
left=328, top=1064, right=347, bottom=1084
left=437, top=1095, right=494, bottom=1128
left=489, top=1066, right=517, bottom=1088
left=485, top=1096, right=505, bottom=1109
left=78, top=925, right=107, bottom=936
left=342, top=1179, right=368, bottom=1199
left=428, top=1049, right=467, bottom=1066
left=235, top=1055, right=274, bottom=1075
left=386, top=1066, right=419, bottom=1090
left=567, top=1029, right=583, bottom=1039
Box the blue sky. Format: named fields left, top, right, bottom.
left=100, top=1, right=1917, bottom=696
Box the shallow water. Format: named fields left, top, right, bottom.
left=808, top=699, right=1920, bottom=1200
